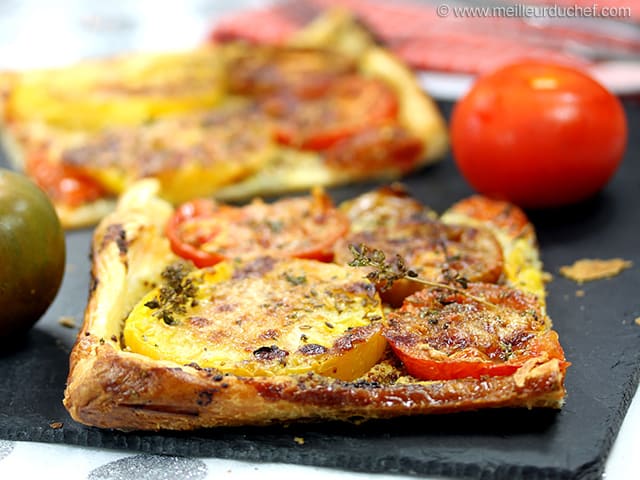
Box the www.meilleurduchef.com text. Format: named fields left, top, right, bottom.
left=436, top=2, right=632, bottom=18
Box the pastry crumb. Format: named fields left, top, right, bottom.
left=294, top=436, right=305, bottom=445
left=58, top=316, right=77, bottom=328
left=49, top=422, right=63, bottom=429
left=559, top=258, right=632, bottom=283
left=575, top=289, right=585, bottom=297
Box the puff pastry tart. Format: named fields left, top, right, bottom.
left=0, top=10, right=447, bottom=229
left=63, top=181, right=568, bottom=430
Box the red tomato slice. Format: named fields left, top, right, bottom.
left=323, top=126, right=424, bottom=175
left=166, top=189, right=349, bottom=268
left=227, top=47, right=356, bottom=99
left=165, top=199, right=227, bottom=268
left=26, top=151, right=106, bottom=207
left=393, top=330, right=566, bottom=380
left=384, top=284, right=569, bottom=380
left=273, top=76, right=399, bottom=151
left=337, top=184, right=436, bottom=233
left=335, top=220, right=504, bottom=307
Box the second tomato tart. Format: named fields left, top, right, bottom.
left=0, top=10, right=447, bottom=229
left=63, top=180, right=568, bottom=430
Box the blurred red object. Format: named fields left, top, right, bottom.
left=209, top=0, right=640, bottom=75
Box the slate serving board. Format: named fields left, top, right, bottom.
left=0, top=101, right=639, bottom=480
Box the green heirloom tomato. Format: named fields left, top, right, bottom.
left=0, top=169, right=66, bottom=338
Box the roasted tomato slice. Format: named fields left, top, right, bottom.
left=124, top=258, right=386, bottom=381
left=338, top=184, right=436, bottom=234
left=26, top=151, right=106, bottom=207
left=445, top=195, right=533, bottom=240
left=384, top=283, right=569, bottom=380
left=166, top=189, right=349, bottom=268
left=324, top=126, right=424, bottom=176
left=227, top=46, right=356, bottom=99
left=335, top=220, right=504, bottom=306
left=271, top=76, right=399, bottom=150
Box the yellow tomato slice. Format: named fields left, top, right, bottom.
left=7, top=48, right=225, bottom=131
left=123, top=258, right=387, bottom=381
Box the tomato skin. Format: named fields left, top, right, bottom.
left=324, top=126, right=424, bottom=175
left=165, top=199, right=226, bottom=268
left=26, top=151, right=106, bottom=207
left=336, top=221, right=504, bottom=307
left=166, top=191, right=349, bottom=268
left=451, top=62, right=627, bottom=208
left=227, top=47, right=355, bottom=99
left=384, top=284, right=569, bottom=381
left=391, top=330, right=568, bottom=381
left=273, top=76, right=399, bottom=151
left=392, top=351, right=518, bottom=380
left=0, top=169, right=66, bottom=338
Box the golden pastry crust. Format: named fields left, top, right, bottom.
left=66, top=342, right=565, bottom=430
left=63, top=181, right=567, bottom=431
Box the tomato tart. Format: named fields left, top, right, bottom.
left=0, top=10, right=447, bottom=228
left=63, top=180, right=568, bottom=430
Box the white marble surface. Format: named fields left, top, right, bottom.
left=0, top=1, right=638, bottom=478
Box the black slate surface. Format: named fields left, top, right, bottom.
left=0, top=100, right=639, bottom=480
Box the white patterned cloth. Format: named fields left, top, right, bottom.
left=0, top=440, right=403, bottom=480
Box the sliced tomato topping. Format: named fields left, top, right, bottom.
left=166, top=189, right=349, bottom=268
left=384, top=284, right=570, bottom=380
left=335, top=220, right=504, bottom=306
left=26, top=151, right=106, bottom=207
left=338, top=185, right=436, bottom=233
left=165, top=199, right=228, bottom=268
left=445, top=195, right=532, bottom=239
left=324, top=126, right=424, bottom=175
left=272, top=76, right=399, bottom=150
left=227, top=47, right=356, bottom=99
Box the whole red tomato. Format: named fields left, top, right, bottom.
left=450, top=62, right=627, bottom=207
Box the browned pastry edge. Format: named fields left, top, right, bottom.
left=66, top=339, right=565, bottom=431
